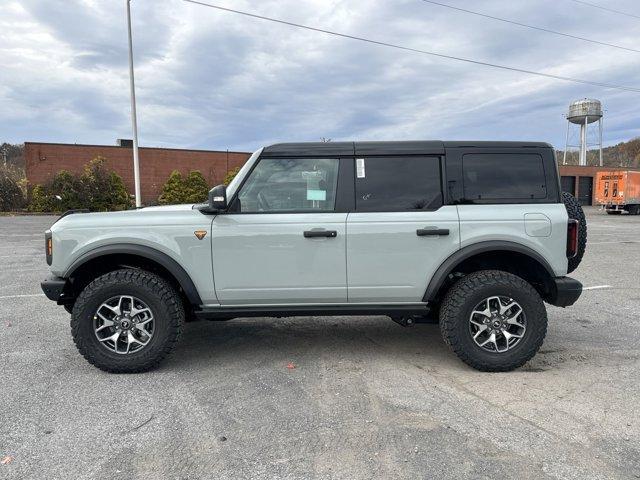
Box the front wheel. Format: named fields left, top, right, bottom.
left=71, top=269, right=184, bottom=373
left=439, top=270, right=547, bottom=372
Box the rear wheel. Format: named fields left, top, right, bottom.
left=439, top=270, right=547, bottom=372
left=562, top=192, right=587, bottom=273
left=71, top=269, right=184, bottom=373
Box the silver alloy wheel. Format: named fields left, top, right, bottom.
left=93, top=295, right=154, bottom=355
left=469, top=296, right=526, bottom=353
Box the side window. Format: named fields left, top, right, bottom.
left=235, top=157, right=339, bottom=213
left=355, top=156, right=443, bottom=212
left=462, top=153, right=547, bottom=200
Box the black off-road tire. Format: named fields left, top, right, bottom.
left=562, top=192, right=587, bottom=273
left=71, top=269, right=184, bottom=373
left=439, top=270, right=547, bottom=372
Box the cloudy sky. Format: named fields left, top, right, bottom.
left=1, top=0, right=638, bottom=152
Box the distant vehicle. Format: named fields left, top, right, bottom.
left=595, top=170, right=640, bottom=215
left=41, top=141, right=586, bottom=373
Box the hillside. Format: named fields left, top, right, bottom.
left=556, top=137, right=640, bottom=168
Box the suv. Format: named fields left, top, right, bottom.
left=41, top=141, right=586, bottom=373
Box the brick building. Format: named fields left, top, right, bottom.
left=558, top=165, right=640, bottom=206
left=25, top=141, right=251, bottom=204
left=24, top=141, right=636, bottom=207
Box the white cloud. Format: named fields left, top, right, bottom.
left=0, top=0, right=638, bottom=151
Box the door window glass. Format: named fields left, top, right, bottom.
left=355, top=156, right=443, bottom=211
left=462, top=153, right=547, bottom=200
left=235, top=158, right=339, bottom=212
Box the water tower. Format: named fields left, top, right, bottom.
left=563, top=98, right=603, bottom=166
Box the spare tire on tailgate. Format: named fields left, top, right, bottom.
left=562, top=192, right=587, bottom=273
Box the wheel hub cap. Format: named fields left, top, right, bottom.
left=93, top=295, right=155, bottom=355
left=469, top=296, right=526, bottom=353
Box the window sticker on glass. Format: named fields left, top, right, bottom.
left=307, top=189, right=326, bottom=201
left=356, top=158, right=365, bottom=178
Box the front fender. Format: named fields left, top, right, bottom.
left=49, top=208, right=216, bottom=304
left=64, top=244, right=204, bottom=306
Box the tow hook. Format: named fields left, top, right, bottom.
left=391, top=316, right=415, bottom=327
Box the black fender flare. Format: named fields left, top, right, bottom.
left=64, top=244, right=203, bottom=306
left=423, top=241, right=556, bottom=302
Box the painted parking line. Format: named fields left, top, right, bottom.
left=587, top=240, right=640, bottom=245
left=0, top=234, right=42, bottom=237
left=582, top=285, right=613, bottom=291
left=0, top=293, right=46, bottom=299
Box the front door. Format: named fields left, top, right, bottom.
left=211, top=156, right=348, bottom=305
left=346, top=156, right=460, bottom=303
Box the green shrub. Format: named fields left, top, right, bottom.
left=81, top=157, right=131, bottom=211
left=224, top=166, right=241, bottom=186
left=28, top=184, right=50, bottom=212
left=27, top=157, right=131, bottom=212
left=158, top=170, right=210, bottom=205
left=0, top=170, right=25, bottom=211
left=158, top=170, right=185, bottom=205
left=29, top=170, right=85, bottom=212
left=183, top=171, right=210, bottom=203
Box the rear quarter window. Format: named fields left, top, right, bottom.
left=462, top=153, right=547, bottom=201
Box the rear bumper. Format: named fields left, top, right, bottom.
left=547, top=276, right=582, bottom=307
left=41, top=275, right=69, bottom=302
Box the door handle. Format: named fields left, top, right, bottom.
left=417, top=228, right=449, bottom=236
left=304, top=230, right=338, bottom=238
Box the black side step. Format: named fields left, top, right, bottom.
left=195, top=304, right=430, bottom=321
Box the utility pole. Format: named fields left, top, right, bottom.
left=126, top=0, right=142, bottom=207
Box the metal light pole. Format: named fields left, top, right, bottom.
left=126, top=0, right=142, bottom=207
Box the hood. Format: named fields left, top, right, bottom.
left=50, top=203, right=204, bottom=231
left=138, top=204, right=196, bottom=212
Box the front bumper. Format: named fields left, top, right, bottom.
left=41, top=275, right=69, bottom=303
left=546, top=276, right=582, bottom=307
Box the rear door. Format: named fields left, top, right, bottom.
left=346, top=156, right=460, bottom=302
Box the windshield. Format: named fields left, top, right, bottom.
left=226, top=147, right=263, bottom=199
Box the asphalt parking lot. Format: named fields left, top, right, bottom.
left=1, top=209, right=639, bottom=480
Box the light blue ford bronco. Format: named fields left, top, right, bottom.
left=41, top=141, right=586, bottom=373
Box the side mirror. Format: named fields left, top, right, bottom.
left=208, top=184, right=227, bottom=211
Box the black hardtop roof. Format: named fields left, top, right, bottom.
left=261, top=141, right=553, bottom=156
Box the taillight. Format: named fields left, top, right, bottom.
left=567, top=220, right=578, bottom=258
left=45, top=231, right=53, bottom=265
